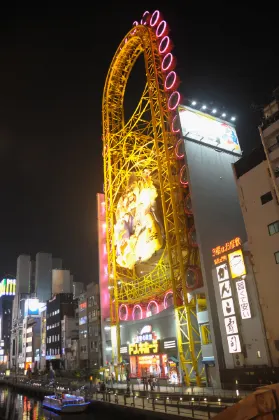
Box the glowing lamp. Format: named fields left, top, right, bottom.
left=159, top=36, right=171, bottom=55
left=174, top=139, right=184, bottom=160
left=156, top=20, right=168, bottom=38
left=161, top=53, right=174, bottom=72
left=146, top=300, right=159, bottom=316
left=140, top=11, right=150, bottom=25
left=171, top=115, right=180, bottom=134
left=164, top=71, right=178, bottom=91
left=150, top=10, right=161, bottom=27
left=132, top=304, right=143, bottom=320
left=168, top=91, right=181, bottom=111
left=119, top=304, right=129, bottom=321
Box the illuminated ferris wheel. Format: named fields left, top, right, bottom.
left=102, top=10, right=204, bottom=385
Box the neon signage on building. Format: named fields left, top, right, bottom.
left=129, top=340, right=159, bottom=355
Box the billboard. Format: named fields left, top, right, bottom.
left=24, top=298, right=39, bottom=317
left=179, top=106, right=241, bottom=155
left=0, top=278, right=16, bottom=297
left=114, top=171, right=164, bottom=270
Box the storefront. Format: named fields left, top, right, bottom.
left=120, top=322, right=179, bottom=383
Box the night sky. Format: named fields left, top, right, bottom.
left=0, top=4, right=278, bottom=283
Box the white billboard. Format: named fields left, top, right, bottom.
left=179, top=106, right=241, bottom=154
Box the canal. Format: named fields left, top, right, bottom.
left=0, top=386, right=92, bottom=420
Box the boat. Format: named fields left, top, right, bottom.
left=42, top=392, right=90, bottom=413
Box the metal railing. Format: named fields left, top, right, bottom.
left=92, top=390, right=228, bottom=418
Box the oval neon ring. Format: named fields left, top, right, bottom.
left=159, top=36, right=170, bottom=54
left=175, top=139, right=184, bottom=159
left=140, top=11, right=150, bottom=25
left=168, top=91, right=181, bottom=111
left=150, top=10, right=161, bottom=27
left=156, top=20, right=167, bottom=38
left=171, top=115, right=180, bottom=134
left=147, top=300, right=159, bottom=315
left=132, top=304, right=143, bottom=320
left=180, top=165, right=188, bottom=186
left=164, top=291, right=173, bottom=309
left=133, top=21, right=139, bottom=26
left=162, top=53, right=173, bottom=72
left=164, top=71, right=177, bottom=91
left=119, top=304, right=128, bottom=321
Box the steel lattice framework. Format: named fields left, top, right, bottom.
left=102, top=20, right=204, bottom=385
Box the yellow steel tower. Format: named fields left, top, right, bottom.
left=102, top=12, right=204, bottom=385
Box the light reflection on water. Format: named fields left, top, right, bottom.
left=0, top=387, right=92, bottom=420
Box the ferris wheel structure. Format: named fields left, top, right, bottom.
left=102, top=10, right=205, bottom=385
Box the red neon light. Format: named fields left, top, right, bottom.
left=132, top=304, right=143, bottom=320
left=140, top=11, right=150, bottom=25
left=184, top=193, right=193, bottom=215
left=189, top=226, right=198, bottom=247
left=161, top=53, right=173, bottom=72
left=156, top=20, right=167, bottom=38
left=150, top=10, right=161, bottom=27
left=179, top=165, right=188, bottom=186
left=171, top=115, right=180, bottom=134
left=164, top=291, right=173, bottom=309
left=159, top=36, right=170, bottom=54
left=175, top=139, right=184, bottom=159
left=168, top=91, right=181, bottom=111
left=164, top=71, right=177, bottom=91
left=147, top=300, right=159, bottom=315
left=119, top=304, right=128, bottom=321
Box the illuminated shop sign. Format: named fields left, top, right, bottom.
left=224, top=316, right=238, bottom=335
left=0, top=278, right=16, bottom=297
left=120, top=345, right=128, bottom=355
left=133, top=325, right=157, bottom=344
left=236, top=280, right=251, bottom=319
left=227, top=334, right=241, bottom=354
left=129, top=340, right=159, bottom=356
left=24, top=299, right=39, bottom=317
left=162, top=338, right=177, bottom=350
left=179, top=106, right=241, bottom=155
left=79, top=316, right=87, bottom=325
left=228, top=250, right=246, bottom=279
left=216, top=263, right=229, bottom=282
left=212, top=237, right=241, bottom=258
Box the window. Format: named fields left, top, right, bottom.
left=275, top=251, right=279, bottom=264
left=268, top=221, right=279, bottom=235
left=261, top=191, right=273, bottom=205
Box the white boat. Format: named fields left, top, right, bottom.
left=42, top=393, right=90, bottom=413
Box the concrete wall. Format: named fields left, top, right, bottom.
left=184, top=139, right=247, bottom=373
left=52, top=269, right=72, bottom=295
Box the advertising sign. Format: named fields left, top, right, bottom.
left=224, top=316, right=238, bottom=335
left=179, top=106, right=241, bottom=154
left=228, top=249, right=246, bottom=278
left=236, top=280, right=251, bottom=319
left=227, top=334, right=241, bottom=353
left=0, top=278, right=16, bottom=297
left=219, top=280, right=232, bottom=299
left=114, top=172, right=164, bottom=270
left=222, top=298, right=235, bottom=317
left=216, top=264, right=230, bottom=282
left=24, top=299, right=39, bottom=317
left=129, top=340, right=159, bottom=355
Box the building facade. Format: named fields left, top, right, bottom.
left=78, top=283, right=102, bottom=369
left=46, top=293, right=76, bottom=369
left=234, top=142, right=279, bottom=367
left=52, top=269, right=73, bottom=295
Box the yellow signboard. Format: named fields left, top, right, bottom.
left=228, top=249, right=246, bottom=279
left=129, top=340, right=159, bottom=356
